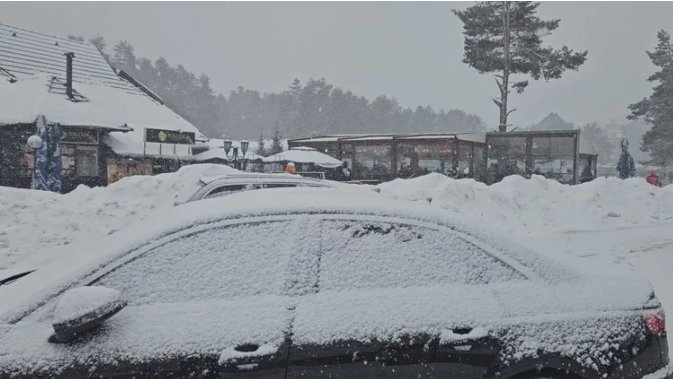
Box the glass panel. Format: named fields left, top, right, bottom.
left=457, top=142, right=473, bottom=176
left=415, top=144, right=453, bottom=175
left=96, top=221, right=293, bottom=305
left=353, top=144, right=391, bottom=180
left=75, top=145, right=98, bottom=177
left=319, top=220, right=525, bottom=291
left=473, top=145, right=485, bottom=181
left=486, top=137, right=527, bottom=183
left=531, top=136, right=576, bottom=183
left=205, top=184, right=248, bottom=198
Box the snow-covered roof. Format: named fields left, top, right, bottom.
left=0, top=23, right=206, bottom=158
left=395, top=134, right=456, bottom=140
left=263, top=147, right=343, bottom=168
left=342, top=135, right=395, bottom=141
left=455, top=132, right=487, bottom=144
left=193, top=148, right=264, bottom=162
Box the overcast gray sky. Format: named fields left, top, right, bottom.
left=2, top=2, right=672, bottom=128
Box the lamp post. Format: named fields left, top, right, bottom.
left=222, top=137, right=240, bottom=170
left=240, top=138, right=249, bottom=171
left=27, top=134, right=43, bottom=187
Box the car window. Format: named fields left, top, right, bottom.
left=318, top=220, right=525, bottom=291
left=264, top=183, right=300, bottom=189
left=204, top=184, right=248, bottom=199
left=94, top=221, right=293, bottom=305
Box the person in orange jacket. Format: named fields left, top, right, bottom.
left=646, top=170, right=662, bottom=187
left=285, top=162, right=296, bottom=174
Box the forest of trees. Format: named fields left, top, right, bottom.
left=71, top=35, right=486, bottom=141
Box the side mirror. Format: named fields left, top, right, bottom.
left=48, top=286, right=127, bottom=343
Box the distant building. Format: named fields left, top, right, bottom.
left=0, top=23, right=207, bottom=192
left=290, top=130, right=598, bottom=185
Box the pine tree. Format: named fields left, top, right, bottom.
left=112, top=41, right=137, bottom=74
left=628, top=30, right=673, bottom=165
left=270, top=123, right=283, bottom=155
left=453, top=2, right=587, bottom=132
left=89, top=36, right=109, bottom=61
left=616, top=139, right=636, bottom=179
left=256, top=131, right=267, bottom=156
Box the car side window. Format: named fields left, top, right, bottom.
left=264, top=183, right=300, bottom=189
left=318, top=220, right=525, bottom=291
left=94, top=221, right=293, bottom=305
left=204, top=184, right=248, bottom=199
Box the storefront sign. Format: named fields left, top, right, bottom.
left=144, top=128, right=195, bottom=145
left=61, top=128, right=98, bottom=144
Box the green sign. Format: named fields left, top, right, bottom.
left=145, top=128, right=195, bottom=145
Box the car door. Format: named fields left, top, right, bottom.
left=288, top=216, right=526, bottom=379
left=0, top=217, right=312, bottom=378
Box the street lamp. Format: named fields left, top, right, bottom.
left=222, top=138, right=232, bottom=156
left=240, top=138, right=249, bottom=171
left=27, top=134, right=43, bottom=187
left=222, top=138, right=242, bottom=169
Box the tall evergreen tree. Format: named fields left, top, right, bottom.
left=628, top=30, right=673, bottom=165
left=89, top=36, right=109, bottom=61
left=453, top=2, right=587, bottom=132
left=256, top=131, right=267, bottom=156
left=270, top=124, right=283, bottom=155
left=616, top=139, right=636, bottom=179
left=111, top=41, right=137, bottom=73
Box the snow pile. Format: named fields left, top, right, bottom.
left=0, top=164, right=237, bottom=269
left=378, top=173, right=673, bottom=237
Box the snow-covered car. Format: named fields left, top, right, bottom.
left=174, top=173, right=341, bottom=204
left=0, top=188, right=669, bottom=379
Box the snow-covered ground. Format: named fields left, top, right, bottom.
left=1, top=169, right=672, bottom=364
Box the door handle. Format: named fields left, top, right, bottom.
left=234, top=343, right=259, bottom=352
left=438, top=327, right=489, bottom=352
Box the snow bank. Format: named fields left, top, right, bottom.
left=378, top=174, right=673, bottom=237
left=0, top=164, right=237, bottom=269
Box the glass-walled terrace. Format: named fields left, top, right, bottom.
left=288, top=130, right=594, bottom=185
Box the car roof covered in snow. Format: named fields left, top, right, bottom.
left=0, top=187, right=650, bottom=324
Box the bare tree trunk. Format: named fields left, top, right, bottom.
left=499, top=1, right=511, bottom=132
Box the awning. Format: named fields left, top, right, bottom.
left=263, top=147, right=343, bottom=168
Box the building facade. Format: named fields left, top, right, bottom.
left=289, top=130, right=598, bottom=185
left=0, top=23, right=206, bottom=192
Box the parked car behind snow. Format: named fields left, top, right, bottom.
left=174, top=172, right=360, bottom=205
left=0, top=188, right=669, bottom=378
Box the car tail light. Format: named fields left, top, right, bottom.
left=644, top=310, right=666, bottom=337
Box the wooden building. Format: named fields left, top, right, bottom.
left=0, top=23, right=206, bottom=192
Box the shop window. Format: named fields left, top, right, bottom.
left=353, top=144, right=391, bottom=180
left=75, top=145, right=99, bottom=177
left=486, top=137, right=527, bottom=183
left=416, top=144, right=453, bottom=175
left=531, top=136, right=575, bottom=183
left=457, top=143, right=473, bottom=176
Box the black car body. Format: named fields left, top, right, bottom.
left=0, top=189, right=669, bottom=379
